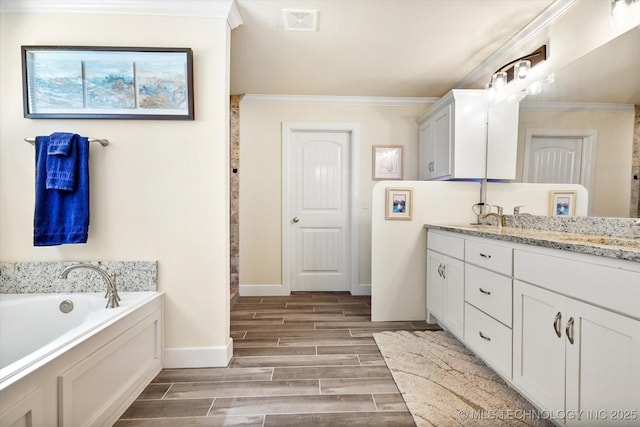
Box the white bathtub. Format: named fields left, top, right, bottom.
left=0, top=291, right=162, bottom=426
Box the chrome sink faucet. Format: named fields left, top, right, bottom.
left=60, top=263, right=121, bottom=308
left=482, top=212, right=506, bottom=228
left=482, top=205, right=506, bottom=228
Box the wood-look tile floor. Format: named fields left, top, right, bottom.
left=115, top=293, right=441, bottom=426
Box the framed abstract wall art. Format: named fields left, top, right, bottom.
left=372, top=145, right=403, bottom=180
left=21, top=46, right=194, bottom=120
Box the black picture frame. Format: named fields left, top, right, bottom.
left=21, top=46, right=194, bottom=120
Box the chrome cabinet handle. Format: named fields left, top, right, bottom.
left=292, top=217, right=300, bottom=223
left=479, top=253, right=492, bottom=259
left=441, top=264, right=446, bottom=279
left=566, top=317, right=575, bottom=344
left=553, top=312, right=562, bottom=338
left=479, top=331, right=491, bottom=341
left=479, top=288, right=491, bottom=295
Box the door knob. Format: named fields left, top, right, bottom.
left=292, top=217, right=300, bottom=223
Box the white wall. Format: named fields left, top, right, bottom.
left=238, top=96, right=430, bottom=294
left=370, top=181, right=588, bottom=321
left=0, top=12, right=233, bottom=367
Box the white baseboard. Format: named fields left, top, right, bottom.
left=350, top=283, right=371, bottom=296
left=240, top=283, right=371, bottom=296
left=163, top=339, right=233, bottom=368
left=240, top=284, right=290, bottom=296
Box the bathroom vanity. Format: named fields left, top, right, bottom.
left=425, top=223, right=640, bottom=424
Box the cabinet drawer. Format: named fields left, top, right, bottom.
left=465, top=264, right=512, bottom=327
left=514, top=249, right=640, bottom=320
left=464, top=303, right=512, bottom=379
left=427, top=231, right=464, bottom=260
left=465, top=239, right=512, bottom=275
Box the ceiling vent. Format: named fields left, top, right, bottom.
left=282, top=9, right=318, bottom=31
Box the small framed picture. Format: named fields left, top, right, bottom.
left=373, top=146, right=403, bottom=180
left=385, top=188, right=413, bottom=220
left=549, top=190, right=577, bottom=216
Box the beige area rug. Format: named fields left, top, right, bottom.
left=373, top=330, right=551, bottom=427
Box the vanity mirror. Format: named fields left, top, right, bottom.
left=516, top=26, right=640, bottom=218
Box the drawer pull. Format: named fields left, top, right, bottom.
left=479, top=288, right=491, bottom=295
left=479, top=253, right=492, bottom=259
left=478, top=331, right=491, bottom=341
left=566, top=317, right=575, bottom=345
left=553, top=312, right=562, bottom=338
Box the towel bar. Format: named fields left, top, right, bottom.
left=24, top=137, right=109, bottom=147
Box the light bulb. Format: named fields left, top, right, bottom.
left=485, top=82, right=496, bottom=102
left=514, top=60, right=531, bottom=79
left=491, top=71, right=507, bottom=90
left=612, top=0, right=627, bottom=22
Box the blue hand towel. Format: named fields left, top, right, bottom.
left=34, top=135, right=90, bottom=246
left=46, top=132, right=78, bottom=191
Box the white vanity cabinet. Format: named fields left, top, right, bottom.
left=426, top=226, right=640, bottom=424
left=513, top=249, right=640, bottom=424
left=426, top=231, right=465, bottom=339
left=418, top=90, right=487, bottom=180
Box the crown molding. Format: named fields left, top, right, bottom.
left=520, top=101, right=635, bottom=113
left=241, top=94, right=437, bottom=107
left=0, top=0, right=243, bottom=29
left=455, top=0, right=577, bottom=89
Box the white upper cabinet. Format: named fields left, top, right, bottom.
left=418, top=89, right=520, bottom=180
left=486, top=94, right=522, bottom=180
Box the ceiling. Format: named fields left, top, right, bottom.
left=230, top=0, right=556, bottom=97
left=528, top=26, right=640, bottom=104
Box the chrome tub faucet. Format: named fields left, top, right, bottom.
left=60, top=263, right=121, bottom=308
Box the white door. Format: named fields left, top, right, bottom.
left=524, top=136, right=583, bottom=184
left=287, top=129, right=351, bottom=292
left=523, top=129, right=597, bottom=214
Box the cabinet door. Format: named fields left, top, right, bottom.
left=427, top=250, right=444, bottom=320
left=486, top=96, right=520, bottom=180
left=419, top=120, right=435, bottom=180
left=427, top=250, right=464, bottom=338
left=432, top=105, right=451, bottom=179
left=513, top=280, right=566, bottom=415
left=565, top=299, right=640, bottom=425
left=442, top=255, right=464, bottom=339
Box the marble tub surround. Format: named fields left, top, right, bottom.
left=425, top=218, right=640, bottom=262
left=0, top=261, right=157, bottom=294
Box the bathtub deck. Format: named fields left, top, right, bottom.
left=115, top=293, right=440, bottom=426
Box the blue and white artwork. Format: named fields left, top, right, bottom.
left=24, top=48, right=192, bottom=118
left=85, top=60, right=135, bottom=109
left=137, top=56, right=188, bottom=110
left=29, top=55, right=84, bottom=110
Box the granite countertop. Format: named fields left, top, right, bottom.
left=424, top=223, right=640, bottom=263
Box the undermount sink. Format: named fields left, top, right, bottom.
left=554, top=234, right=640, bottom=249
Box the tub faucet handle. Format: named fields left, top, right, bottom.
left=494, top=205, right=503, bottom=215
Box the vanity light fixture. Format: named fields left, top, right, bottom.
left=486, top=45, right=547, bottom=96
